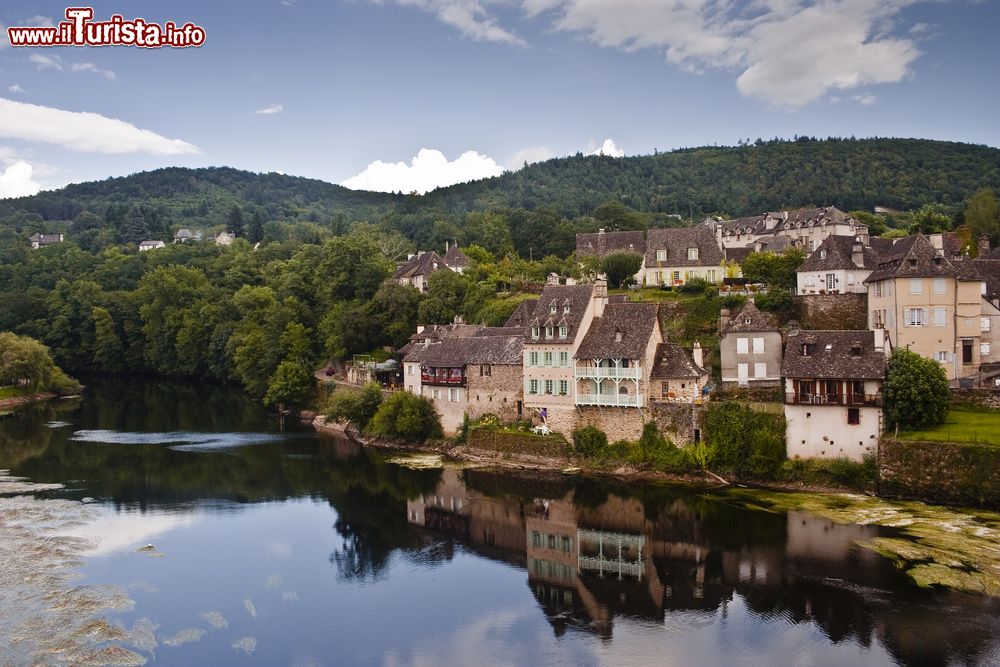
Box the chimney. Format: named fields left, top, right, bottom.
left=416, top=325, right=425, bottom=335
left=719, top=308, right=730, bottom=332
left=598, top=228, right=605, bottom=235
left=692, top=341, right=704, bottom=369
left=593, top=279, right=608, bottom=318
left=445, top=240, right=449, bottom=252
left=546, top=272, right=560, bottom=285
left=928, top=234, right=943, bottom=252
left=852, top=237, right=865, bottom=268
left=979, top=234, right=991, bottom=257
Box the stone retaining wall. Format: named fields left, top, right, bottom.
left=878, top=437, right=1000, bottom=507
left=798, top=293, right=868, bottom=330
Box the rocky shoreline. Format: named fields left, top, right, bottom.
left=0, top=392, right=57, bottom=410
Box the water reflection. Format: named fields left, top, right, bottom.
left=2, top=379, right=1000, bottom=666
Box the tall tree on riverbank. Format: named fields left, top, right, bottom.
left=884, top=348, right=950, bottom=431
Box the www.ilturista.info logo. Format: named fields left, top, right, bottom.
left=7, top=7, right=205, bottom=48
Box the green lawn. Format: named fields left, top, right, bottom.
left=0, top=386, right=29, bottom=400
left=898, top=408, right=1000, bottom=446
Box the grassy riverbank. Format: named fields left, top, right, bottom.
left=897, top=407, right=1000, bottom=446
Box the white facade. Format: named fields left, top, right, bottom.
left=796, top=267, right=870, bottom=295
left=783, top=378, right=882, bottom=461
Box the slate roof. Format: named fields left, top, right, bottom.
left=443, top=245, right=470, bottom=269
left=575, top=230, right=646, bottom=257
left=645, top=227, right=724, bottom=267
left=722, top=301, right=779, bottom=333
left=782, top=330, right=885, bottom=379
left=403, top=333, right=523, bottom=366
left=524, top=284, right=594, bottom=345
left=574, top=303, right=659, bottom=360
left=394, top=251, right=449, bottom=280
left=712, top=207, right=858, bottom=239
left=969, top=259, right=1000, bottom=302
left=650, top=342, right=707, bottom=380
left=724, top=247, right=754, bottom=264
left=397, top=323, right=483, bottom=356
left=29, top=233, right=62, bottom=245
left=174, top=228, right=196, bottom=240
left=797, top=235, right=878, bottom=272
left=983, top=247, right=1000, bottom=261
left=864, top=234, right=980, bottom=283
left=503, top=299, right=538, bottom=328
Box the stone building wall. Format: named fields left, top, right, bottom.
left=798, top=293, right=868, bottom=330
left=467, top=364, right=523, bottom=423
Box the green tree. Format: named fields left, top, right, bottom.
left=601, top=251, right=643, bottom=288
left=964, top=187, right=1000, bottom=248
left=884, top=347, right=949, bottom=431
left=248, top=210, right=266, bottom=244
left=227, top=204, right=246, bottom=238
left=365, top=391, right=442, bottom=441
left=741, top=248, right=805, bottom=289
left=264, top=359, right=314, bottom=408
left=324, top=382, right=384, bottom=430
left=572, top=425, right=608, bottom=457
left=91, top=306, right=125, bottom=372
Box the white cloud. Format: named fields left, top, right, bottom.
left=0, top=97, right=199, bottom=155
left=0, top=160, right=42, bottom=198
left=22, top=15, right=55, bottom=27
left=7, top=84, right=26, bottom=94
left=255, top=103, right=284, bottom=114
left=71, top=62, right=117, bottom=79
left=342, top=147, right=504, bottom=194
left=589, top=138, right=624, bottom=157
left=29, top=52, right=63, bottom=70
left=374, top=0, right=525, bottom=45
left=852, top=92, right=877, bottom=105
left=506, top=145, right=553, bottom=169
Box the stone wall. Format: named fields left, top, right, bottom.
left=798, top=293, right=868, bottom=330
left=878, top=438, right=1000, bottom=507
left=651, top=403, right=704, bottom=446
left=466, top=364, right=523, bottom=423
left=950, top=388, right=1000, bottom=410
left=544, top=405, right=647, bottom=442
left=466, top=430, right=571, bottom=457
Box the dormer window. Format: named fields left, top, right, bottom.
left=908, top=258, right=917, bottom=267
left=614, top=328, right=623, bottom=343
left=744, top=317, right=751, bottom=325
left=820, top=250, right=826, bottom=259
left=545, top=326, right=554, bottom=339
left=563, top=303, right=570, bottom=314
left=850, top=344, right=863, bottom=357
left=531, top=326, right=540, bottom=340
left=559, top=325, right=568, bottom=339
left=656, top=249, right=666, bottom=262
left=550, top=304, right=557, bottom=314
left=687, top=247, right=699, bottom=261
left=802, top=343, right=814, bottom=357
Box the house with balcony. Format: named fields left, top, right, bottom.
left=796, top=235, right=879, bottom=295
left=573, top=302, right=662, bottom=409
left=865, top=234, right=989, bottom=382
left=719, top=301, right=782, bottom=387
left=643, top=227, right=726, bottom=287
left=782, top=329, right=886, bottom=461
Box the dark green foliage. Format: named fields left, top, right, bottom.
left=885, top=347, right=950, bottom=431
left=0, top=331, right=81, bottom=394
left=740, top=249, right=805, bottom=289
left=754, top=289, right=799, bottom=323
left=702, top=402, right=786, bottom=477
left=227, top=204, right=245, bottom=237
left=323, top=382, right=384, bottom=430
left=572, top=425, right=608, bottom=457
left=779, top=454, right=878, bottom=490
left=365, top=391, right=443, bottom=441
left=601, top=251, right=643, bottom=288
left=965, top=188, right=1000, bottom=247
left=677, top=276, right=712, bottom=294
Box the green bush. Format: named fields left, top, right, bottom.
left=678, top=277, right=711, bottom=294
left=322, top=381, right=383, bottom=430
left=601, top=252, right=643, bottom=288
left=701, top=402, right=786, bottom=477
left=572, top=425, right=608, bottom=457
left=885, top=347, right=949, bottom=431
left=366, top=391, right=443, bottom=441
left=779, top=454, right=877, bottom=490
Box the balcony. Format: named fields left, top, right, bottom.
left=421, top=367, right=466, bottom=386
left=575, top=393, right=644, bottom=408
left=574, top=366, right=641, bottom=380
left=785, top=392, right=883, bottom=407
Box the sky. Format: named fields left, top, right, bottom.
left=0, top=0, right=998, bottom=198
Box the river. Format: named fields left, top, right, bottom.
left=1, top=378, right=999, bottom=666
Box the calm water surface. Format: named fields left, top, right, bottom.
left=2, top=378, right=1000, bottom=667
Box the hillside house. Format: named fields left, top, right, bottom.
left=796, top=235, right=879, bottom=295
left=644, top=227, right=725, bottom=287
left=782, top=329, right=886, bottom=461
left=719, top=301, right=782, bottom=387
left=214, top=231, right=236, bottom=246
left=394, top=251, right=450, bottom=292
left=650, top=341, right=708, bottom=401
left=173, top=228, right=198, bottom=243
left=28, top=233, right=63, bottom=249
left=138, top=240, right=166, bottom=251
left=442, top=243, right=470, bottom=274
left=709, top=207, right=869, bottom=253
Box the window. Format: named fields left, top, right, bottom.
left=687, top=247, right=699, bottom=261
left=449, top=388, right=459, bottom=402
left=543, top=352, right=553, bottom=366
left=563, top=303, right=570, bottom=314
left=754, top=362, right=767, bottom=378
left=736, top=337, right=749, bottom=354
left=548, top=534, right=556, bottom=549
left=848, top=273, right=855, bottom=285
left=820, top=249, right=827, bottom=259
left=528, top=379, right=539, bottom=394
left=904, top=308, right=926, bottom=327
left=934, top=307, right=947, bottom=327
left=752, top=337, right=764, bottom=354
left=848, top=408, right=860, bottom=425
left=532, top=531, right=541, bottom=547
left=531, top=326, right=540, bottom=340
left=672, top=271, right=681, bottom=282
left=544, top=380, right=554, bottom=395
left=529, top=351, right=539, bottom=366
left=656, top=249, right=666, bottom=262
left=432, top=389, right=441, bottom=399
left=559, top=352, right=568, bottom=367
left=559, top=325, right=568, bottom=339
left=559, top=380, right=568, bottom=395
left=983, top=343, right=992, bottom=356
left=826, top=273, right=836, bottom=290
left=661, top=382, right=669, bottom=397
left=545, top=326, right=554, bottom=339
left=479, top=365, right=491, bottom=377
left=707, top=270, right=716, bottom=282
left=875, top=281, right=883, bottom=298
left=562, top=536, right=572, bottom=552
left=983, top=318, right=992, bottom=332
left=910, top=278, right=923, bottom=295
left=935, top=351, right=950, bottom=363
left=407, top=365, right=414, bottom=376
left=933, top=277, right=947, bottom=294
left=963, top=340, right=973, bottom=364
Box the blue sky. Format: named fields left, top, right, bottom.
left=0, top=0, right=998, bottom=197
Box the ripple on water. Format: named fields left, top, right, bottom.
left=69, top=430, right=284, bottom=451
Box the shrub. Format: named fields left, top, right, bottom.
left=678, top=277, right=711, bottom=294
left=572, top=425, right=608, bottom=457
left=884, top=347, right=949, bottom=431
left=701, top=402, right=786, bottom=477
left=323, top=381, right=383, bottom=430
left=601, top=252, right=643, bottom=289
left=366, top=391, right=443, bottom=441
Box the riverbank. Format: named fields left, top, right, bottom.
left=311, top=416, right=862, bottom=495
left=0, top=391, right=57, bottom=410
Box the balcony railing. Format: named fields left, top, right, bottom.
left=421, top=367, right=466, bottom=386
left=574, top=366, right=641, bottom=380
left=785, top=392, right=883, bottom=407
left=575, top=393, right=643, bottom=408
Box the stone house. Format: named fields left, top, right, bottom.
left=214, top=231, right=236, bottom=246
left=719, top=301, right=782, bottom=387
left=173, top=228, right=198, bottom=243
left=649, top=341, right=708, bottom=401
left=443, top=243, right=470, bottom=274
left=28, top=233, right=63, bottom=249
left=576, top=229, right=646, bottom=285
left=782, top=329, right=886, bottom=462
left=138, top=240, right=165, bottom=251
left=402, top=329, right=524, bottom=434
left=865, top=234, right=990, bottom=382
left=644, top=227, right=726, bottom=287
left=796, top=235, right=878, bottom=295
left=394, top=250, right=450, bottom=293
left=708, top=207, right=869, bottom=254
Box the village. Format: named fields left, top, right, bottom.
left=329, top=206, right=1000, bottom=467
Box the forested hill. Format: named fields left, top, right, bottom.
left=425, top=137, right=1000, bottom=218
left=2, top=138, right=998, bottom=246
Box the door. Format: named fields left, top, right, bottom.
left=737, top=363, right=749, bottom=386
left=963, top=340, right=973, bottom=365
